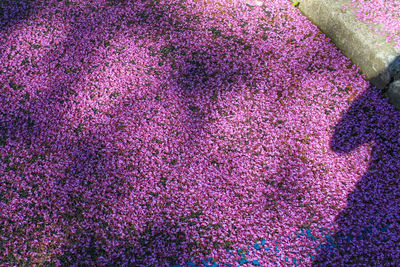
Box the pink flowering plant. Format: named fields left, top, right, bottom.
left=0, top=0, right=400, bottom=266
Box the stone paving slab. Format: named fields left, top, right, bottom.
left=296, top=0, right=400, bottom=108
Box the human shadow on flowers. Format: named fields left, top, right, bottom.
left=314, top=86, right=400, bottom=265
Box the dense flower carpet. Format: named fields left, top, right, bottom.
left=0, top=0, right=399, bottom=265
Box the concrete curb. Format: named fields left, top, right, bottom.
left=387, top=80, right=400, bottom=110
left=296, top=0, right=400, bottom=108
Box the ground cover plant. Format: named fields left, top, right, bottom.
left=0, top=0, right=400, bottom=265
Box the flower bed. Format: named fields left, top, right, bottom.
left=0, top=0, right=399, bottom=266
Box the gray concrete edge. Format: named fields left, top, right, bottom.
left=297, top=0, right=400, bottom=93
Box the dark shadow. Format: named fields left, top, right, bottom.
left=388, top=55, right=400, bottom=82
left=0, top=0, right=37, bottom=58
left=369, top=55, right=400, bottom=91
left=0, top=0, right=35, bottom=29
left=314, top=85, right=400, bottom=265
